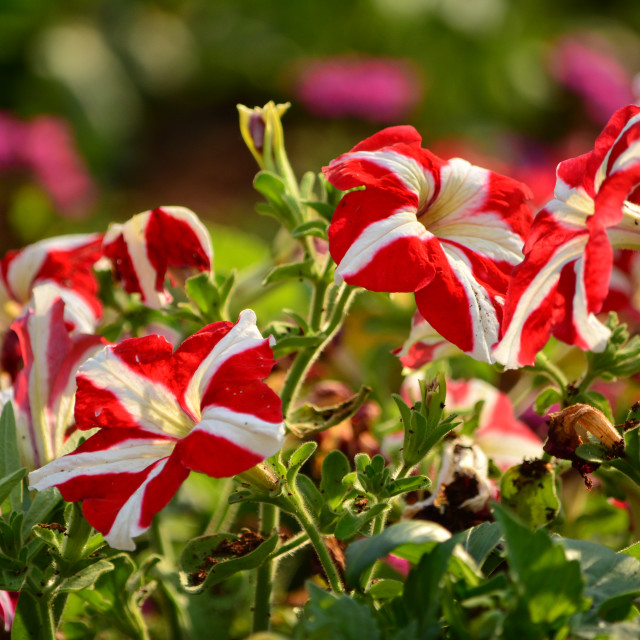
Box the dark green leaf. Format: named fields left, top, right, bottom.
left=459, top=522, right=503, bottom=567
left=303, top=200, right=336, bottom=221
left=57, top=559, right=115, bottom=593
left=369, top=579, right=404, bottom=600
left=295, top=581, right=381, bottom=640
left=345, top=520, right=451, bottom=585
left=179, top=531, right=279, bottom=594
left=273, top=334, right=323, bottom=358
left=11, top=591, right=48, bottom=639
left=0, top=468, right=26, bottom=506
left=320, top=450, right=351, bottom=510
left=0, top=403, right=22, bottom=513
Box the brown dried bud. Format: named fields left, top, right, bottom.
left=544, top=404, right=625, bottom=482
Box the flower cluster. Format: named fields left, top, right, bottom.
left=0, top=204, right=284, bottom=550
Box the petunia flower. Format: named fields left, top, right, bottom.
left=323, top=126, right=532, bottom=362
left=394, top=310, right=462, bottom=370
left=102, top=206, right=213, bottom=309
left=28, top=310, right=284, bottom=551
left=11, top=284, right=107, bottom=469
left=494, top=105, right=640, bottom=369
left=0, top=233, right=104, bottom=332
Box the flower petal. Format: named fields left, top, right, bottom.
left=103, top=206, right=213, bottom=308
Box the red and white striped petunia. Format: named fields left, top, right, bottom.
left=494, top=105, right=640, bottom=369
left=28, top=310, right=284, bottom=550
left=11, top=284, right=107, bottom=470
left=0, top=233, right=103, bottom=332
left=324, top=126, right=532, bottom=362
left=102, top=206, right=213, bottom=309
left=394, top=310, right=462, bottom=370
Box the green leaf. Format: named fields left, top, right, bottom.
left=382, top=475, right=430, bottom=498
left=22, top=488, right=62, bottom=538
left=535, top=387, right=562, bottom=415
left=263, top=259, right=316, bottom=285
left=273, top=334, right=323, bottom=358
left=286, top=441, right=318, bottom=486
left=179, top=530, right=279, bottom=594
left=297, top=474, right=324, bottom=517
left=287, top=386, right=372, bottom=437
left=0, top=403, right=22, bottom=512
left=303, top=200, right=336, bottom=221
left=345, top=520, right=451, bottom=585
left=11, top=591, right=49, bottom=640
left=291, top=219, right=329, bottom=239
left=369, top=579, right=404, bottom=600
left=295, top=581, right=381, bottom=640
left=320, top=450, right=351, bottom=510
left=334, top=503, right=388, bottom=542
left=493, top=503, right=588, bottom=626
left=459, top=522, right=503, bottom=567
left=500, top=460, right=560, bottom=527
left=0, top=468, right=26, bottom=506
left=556, top=538, right=640, bottom=624
left=57, top=559, right=115, bottom=593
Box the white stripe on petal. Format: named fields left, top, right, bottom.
left=423, top=159, right=487, bottom=228
left=78, top=350, right=193, bottom=438
left=105, top=458, right=169, bottom=551
left=334, top=210, right=431, bottom=285
left=595, top=112, right=640, bottom=191
left=571, top=259, right=611, bottom=353
left=184, top=309, right=267, bottom=418
left=493, top=234, right=587, bottom=369
left=341, top=149, right=435, bottom=203
left=441, top=245, right=500, bottom=363
left=28, top=440, right=175, bottom=491
left=195, top=405, right=285, bottom=459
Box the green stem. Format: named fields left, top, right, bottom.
left=253, top=503, right=279, bottom=633
left=280, top=285, right=356, bottom=417
left=292, top=498, right=344, bottom=593
left=534, top=352, right=569, bottom=399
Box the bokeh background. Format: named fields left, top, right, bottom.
left=2, top=0, right=640, bottom=249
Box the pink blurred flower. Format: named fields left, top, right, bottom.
left=0, top=590, right=17, bottom=631
left=550, top=35, right=634, bottom=125
left=0, top=112, right=95, bottom=216
left=296, top=56, right=423, bottom=122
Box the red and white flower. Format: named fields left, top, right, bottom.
left=102, top=206, right=213, bottom=309
left=324, top=126, right=532, bottom=362
left=11, top=284, right=107, bottom=469
left=28, top=310, right=284, bottom=550
left=394, top=310, right=462, bottom=370
left=494, top=105, right=640, bottom=369
left=445, top=378, right=543, bottom=470
left=0, top=233, right=103, bottom=332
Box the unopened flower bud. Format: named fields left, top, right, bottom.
left=237, top=102, right=290, bottom=171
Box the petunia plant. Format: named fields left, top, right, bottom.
left=0, top=101, right=640, bottom=639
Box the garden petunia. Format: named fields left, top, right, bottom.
left=0, top=233, right=104, bottom=332
left=102, top=206, right=213, bottom=309
left=494, top=105, right=640, bottom=369
left=28, top=310, right=284, bottom=551
left=324, top=126, right=532, bottom=362
left=10, top=284, right=107, bottom=469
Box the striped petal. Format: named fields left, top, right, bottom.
left=29, top=429, right=184, bottom=551
left=0, top=233, right=103, bottom=329
left=495, top=106, right=640, bottom=368
left=11, top=284, right=106, bottom=469
left=103, top=206, right=213, bottom=308
left=324, top=125, right=532, bottom=358
left=29, top=309, right=283, bottom=549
